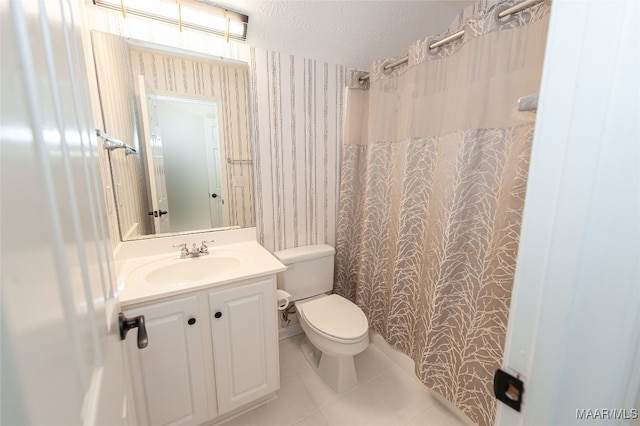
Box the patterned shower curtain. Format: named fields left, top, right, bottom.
left=334, top=1, right=550, bottom=425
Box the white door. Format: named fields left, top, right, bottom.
left=209, top=279, right=279, bottom=414
left=137, top=75, right=171, bottom=233
left=153, top=97, right=214, bottom=232
left=496, top=1, right=640, bottom=425
left=1, top=0, right=129, bottom=424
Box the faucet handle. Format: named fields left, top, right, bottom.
left=173, top=243, right=189, bottom=257
left=200, top=240, right=214, bottom=254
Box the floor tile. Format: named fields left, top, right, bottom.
left=225, top=334, right=477, bottom=426
left=405, top=401, right=472, bottom=426
left=292, top=410, right=329, bottom=426
left=219, top=405, right=264, bottom=426
left=319, top=386, right=398, bottom=426
left=321, top=366, right=438, bottom=426
left=279, top=333, right=308, bottom=378
left=223, top=373, right=317, bottom=426
left=373, top=368, right=440, bottom=425
left=353, top=343, right=395, bottom=384
left=297, top=362, right=345, bottom=409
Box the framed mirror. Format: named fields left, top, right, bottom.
left=91, top=31, right=254, bottom=241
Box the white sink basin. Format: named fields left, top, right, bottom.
left=127, top=254, right=243, bottom=286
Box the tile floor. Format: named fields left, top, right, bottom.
left=222, top=333, right=475, bottom=426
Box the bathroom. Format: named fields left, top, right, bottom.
left=1, top=0, right=638, bottom=425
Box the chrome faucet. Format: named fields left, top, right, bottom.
left=173, top=240, right=215, bottom=258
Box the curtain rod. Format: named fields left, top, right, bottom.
left=359, top=0, right=545, bottom=82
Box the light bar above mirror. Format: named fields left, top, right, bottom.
left=93, top=0, right=248, bottom=41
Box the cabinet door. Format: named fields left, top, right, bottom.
left=209, top=279, right=279, bottom=414
left=125, top=296, right=207, bottom=426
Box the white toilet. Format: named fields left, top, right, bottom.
left=274, top=244, right=369, bottom=393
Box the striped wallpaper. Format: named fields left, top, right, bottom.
left=250, top=47, right=350, bottom=252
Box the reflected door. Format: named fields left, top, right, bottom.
left=154, top=98, right=218, bottom=232
left=138, top=75, right=170, bottom=233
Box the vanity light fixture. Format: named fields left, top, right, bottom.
left=93, top=0, right=248, bottom=41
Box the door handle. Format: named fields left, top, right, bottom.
left=119, top=313, right=148, bottom=349
left=158, top=210, right=168, bottom=216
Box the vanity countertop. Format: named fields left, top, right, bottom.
left=118, top=240, right=286, bottom=307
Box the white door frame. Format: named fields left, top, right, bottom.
left=137, top=75, right=171, bottom=234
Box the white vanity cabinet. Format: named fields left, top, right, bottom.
left=122, top=275, right=280, bottom=425
left=124, top=295, right=208, bottom=426
left=209, top=278, right=280, bottom=414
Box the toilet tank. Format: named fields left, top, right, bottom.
left=273, top=244, right=335, bottom=301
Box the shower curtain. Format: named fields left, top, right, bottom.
left=334, top=1, right=550, bottom=425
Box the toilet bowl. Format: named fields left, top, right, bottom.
left=274, top=245, right=369, bottom=392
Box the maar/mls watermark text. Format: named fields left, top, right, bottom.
left=576, top=408, right=638, bottom=420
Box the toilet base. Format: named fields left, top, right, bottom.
left=300, top=337, right=358, bottom=393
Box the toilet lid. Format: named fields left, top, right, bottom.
left=299, top=294, right=368, bottom=341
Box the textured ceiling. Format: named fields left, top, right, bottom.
left=211, top=1, right=476, bottom=69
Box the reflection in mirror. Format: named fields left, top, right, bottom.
left=91, top=31, right=254, bottom=241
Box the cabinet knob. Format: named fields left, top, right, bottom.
left=188, top=317, right=196, bottom=325
left=214, top=311, right=222, bottom=319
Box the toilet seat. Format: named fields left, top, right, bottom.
left=298, top=294, right=368, bottom=343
